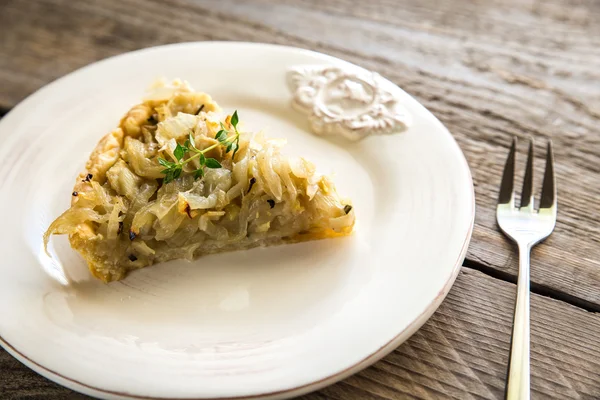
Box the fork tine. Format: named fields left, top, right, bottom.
left=520, top=138, right=534, bottom=209
left=540, top=140, right=556, bottom=209
left=498, top=137, right=517, bottom=205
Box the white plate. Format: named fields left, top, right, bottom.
left=0, top=42, right=474, bottom=399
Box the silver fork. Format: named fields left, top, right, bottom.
left=496, top=137, right=557, bottom=400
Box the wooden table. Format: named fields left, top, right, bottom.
left=1, top=0, right=599, bottom=398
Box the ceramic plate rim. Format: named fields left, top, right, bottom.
left=0, top=41, right=475, bottom=400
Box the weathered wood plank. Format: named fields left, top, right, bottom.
left=2, top=269, right=599, bottom=399
left=0, top=0, right=599, bottom=305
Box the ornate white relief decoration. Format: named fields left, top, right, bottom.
left=287, top=66, right=411, bottom=141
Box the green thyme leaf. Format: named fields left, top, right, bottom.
left=158, top=157, right=172, bottom=168
left=172, top=167, right=182, bottom=180
left=205, top=158, right=222, bottom=169
left=188, top=132, right=198, bottom=151
left=215, top=130, right=227, bottom=142
left=174, top=143, right=187, bottom=161
left=163, top=170, right=174, bottom=183
left=231, top=110, right=239, bottom=128
left=226, top=142, right=233, bottom=153
left=199, top=153, right=206, bottom=165
left=194, top=168, right=204, bottom=179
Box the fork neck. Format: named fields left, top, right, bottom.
left=517, top=244, right=531, bottom=274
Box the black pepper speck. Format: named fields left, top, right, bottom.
left=247, top=177, right=256, bottom=193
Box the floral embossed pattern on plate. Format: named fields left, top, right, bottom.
left=287, top=66, right=411, bottom=141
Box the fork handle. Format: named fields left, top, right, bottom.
left=505, top=244, right=531, bottom=400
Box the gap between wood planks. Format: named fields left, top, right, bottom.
left=462, top=260, right=600, bottom=314
left=0, top=107, right=596, bottom=315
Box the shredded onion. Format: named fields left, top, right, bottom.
left=44, top=80, right=354, bottom=282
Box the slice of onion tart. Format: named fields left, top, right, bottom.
left=44, top=79, right=355, bottom=282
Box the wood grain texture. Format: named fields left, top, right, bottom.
left=1, top=1, right=600, bottom=399
left=1, top=269, right=599, bottom=400
left=0, top=0, right=599, bottom=306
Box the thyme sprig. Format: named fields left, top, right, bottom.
left=158, top=111, right=241, bottom=183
